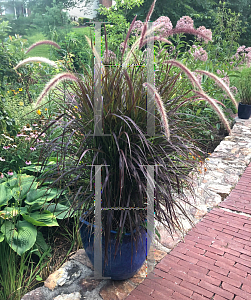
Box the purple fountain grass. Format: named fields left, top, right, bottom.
left=167, top=27, right=212, bottom=43
left=104, top=24, right=108, bottom=60
left=85, top=35, right=105, bottom=74
left=194, top=70, right=238, bottom=110
left=123, top=23, right=164, bottom=68
left=140, top=36, right=172, bottom=48
left=25, top=40, right=60, bottom=54
left=195, top=90, right=231, bottom=134
left=35, top=73, right=79, bottom=107
left=14, top=57, right=58, bottom=70
left=195, top=97, right=226, bottom=108
left=165, top=60, right=203, bottom=90
left=121, top=15, right=138, bottom=58
left=139, top=0, right=156, bottom=49
left=142, top=82, right=170, bottom=141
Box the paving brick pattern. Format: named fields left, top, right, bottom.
left=219, top=168, right=251, bottom=215
left=126, top=163, right=251, bottom=300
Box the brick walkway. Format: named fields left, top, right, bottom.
left=126, top=163, right=251, bottom=300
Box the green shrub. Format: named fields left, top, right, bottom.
left=70, top=20, right=79, bottom=26
left=78, top=17, right=90, bottom=25
left=53, top=31, right=93, bottom=73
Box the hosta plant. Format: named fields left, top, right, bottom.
left=15, top=0, right=237, bottom=269
left=0, top=171, right=74, bottom=256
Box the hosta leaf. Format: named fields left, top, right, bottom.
left=12, top=182, right=38, bottom=201
left=1, top=220, right=37, bottom=255
left=0, top=183, right=12, bottom=207
left=35, top=231, right=50, bottom=253
left=25, top=188, right=64, bottom=205
left=46, top=203, right=74, bottom=219
left=22, top=210, right=59, bottom=227
left=22, top=165, right=43, bottom=172
left=0, top=232, right=4, bottom=242
left=19, top=174, right=36, bottom=183
left=7, top=176, right=18, bottom=188
left=0, top=207, right=27, bottom=219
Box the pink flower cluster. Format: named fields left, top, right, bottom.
left=153, top=16, right=173, bottom=37
left=230, top=86, right=238, bottom=95
left=176, top=16, right=194, bottom=29
left=102, top=50, right=117, bottom=64
left=189, top=45, right=208, bottom=62
left=16, top=125, right=45, bottom=143
left=120, top=41, right=128, bottom=53
left=232, top=45, right=251, bottom=66
left=131, top=20, right=144, bottom=37
left=196, top=26, right=212, bottom=44
left=216, top=70, right=230, bottom=87
left=193, top=73, right=202, bottom=85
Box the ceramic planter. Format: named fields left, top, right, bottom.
left=79, top=214, right=152, bottom=280
left=238, top=102, right=251, bottom=119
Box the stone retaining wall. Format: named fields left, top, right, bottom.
left=22, top=117, right=251, bottom=300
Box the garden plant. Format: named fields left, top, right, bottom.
left=0, top=0, right=250, bottom=295
left=13, top=0, right=240, bottom=280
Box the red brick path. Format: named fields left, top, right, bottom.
left=126, top=163, right=251, bottom=300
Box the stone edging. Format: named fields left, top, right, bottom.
left=21, top=117, right=251, bottom=300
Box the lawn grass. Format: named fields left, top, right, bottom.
left=25, top=32, right=53, bottom=59
left=72, top=26, right=94, bottom=37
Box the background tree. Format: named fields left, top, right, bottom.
left=222, top=0, right=251, bottom=46
left=28, top=0, right=83, bottom=12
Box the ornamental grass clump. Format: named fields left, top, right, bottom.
left=15, top=0, right=237, bottom=266
left=232, top=66, right=251, bottom=105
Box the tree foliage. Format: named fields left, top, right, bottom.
left=28, top=0, right=83, bottom=11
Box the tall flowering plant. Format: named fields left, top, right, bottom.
left=15, top=0, right=237, bottom=266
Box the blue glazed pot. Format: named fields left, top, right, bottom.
left=238, top=102, right=251, bottom=119
left=79, top=213, right=152, bottom=280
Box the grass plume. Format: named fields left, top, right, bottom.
left=14, top=57, right=58, bottom=70
left=165, top=60, right=203, bottom=90
left=25, top=40, right=60, bottom=54
left=35, top=73, right=79, bottom=107
left=167, top=27, right=212, bottom=43
left=140, top=36, right=172, bottom=48
left=194, top=69, right=238, bottom=110
left=85, top=35, right=105, bottom=74
left=195, top=90, right=231, bottom=133
left=139, top=0, right=156, bottom=48
left=123, top=23, right=164, bottom=69
left=121, top=15, right=138, bottom=58
left=143, top=82, right=170, bottom=141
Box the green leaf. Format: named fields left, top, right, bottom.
left=22, top=165, right=42, bottom=172
left=32, top=231, right=50, bottom=258
left=36, top=275, right=43, bottom=281
left=46, top=203, right=74, bottom=219
left=0, top=207, right=27, bottom=219
left=25, top=188, right=64, bottom=205
left=12, top=181, right=38, bottom=201
left=196, top=108, right=201, bottom=116
left=0, top=232, right=4, bottom=242
left=7, top=176, right=18, bottom=188
left=35, top=231, right=49, bottom=253
left=0, top=183, right=12, bottom=207
left=1, top=220, right=37, bottom=255
left=22, top=210, right=59, bottom=227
